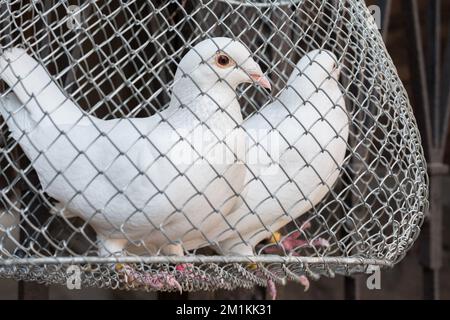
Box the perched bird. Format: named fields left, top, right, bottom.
left=0, top=38, right=270, bottom=289
left=205, top=50, right=349, bottom=297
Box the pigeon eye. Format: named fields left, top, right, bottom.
left=216, top=53, right=233, bottom=68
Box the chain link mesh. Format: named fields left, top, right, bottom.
left=0, top=0, right=428, bottom=292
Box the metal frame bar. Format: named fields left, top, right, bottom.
left=0, top=256, right=393, bottom=266
left=401, top=0, right=449, bottom=300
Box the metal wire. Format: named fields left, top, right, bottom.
left=0, top=0, right=428, bottom=292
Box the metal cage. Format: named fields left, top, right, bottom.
left=0, top=0, right=428, bottom=293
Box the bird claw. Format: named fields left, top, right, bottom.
left=262, top=224, right=325, bottom=294
left=175, top=263, right=193, bottom=272
left=265, top=223, right=330, bottom=254
left=265, top=274, right=309, bottom=298
left=266, top=279, right=277, bottom=300
left=311, top=238, right=330, bottom=248
left=299, top=275, right=310, bottom=292
left=116, top=264, right=182, bottom=293
left=166, top=275, right=183, bottom=294
left=175, top=263, right=210, bottom=283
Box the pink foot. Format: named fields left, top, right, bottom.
left=299, top=275, right=310, bottom=291
left=175, top=263, right=209, bottom=282
left=265, top=222, right=330, bottom=254
left=265, top=275, right=309, bottom=297
left=262, top=223, right=328, bottom=293
left=267, top=279, right=277, bottom=300
left=175, top=263, right=193, bottom=272
left=116, top=264, right=182, bottom=293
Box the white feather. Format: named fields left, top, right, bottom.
left=0, top=38, right=268, bottom=256
left=204, top=50, right=350, bottom=255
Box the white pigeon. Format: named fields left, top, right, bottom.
left=0, top=38, right=270, bottom=286
left=204, top=50, right=349, bottom=259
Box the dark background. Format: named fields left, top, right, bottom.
left=0, top=0, right=449, bottom=300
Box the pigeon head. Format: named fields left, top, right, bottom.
left=284, top=49, right=341, bottom=101
left=175, top=37, right=271, bottom=92
left=298, top=49, right=340, bottom=83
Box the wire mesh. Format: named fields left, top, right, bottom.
left=0, top=0, right=428, bottom=292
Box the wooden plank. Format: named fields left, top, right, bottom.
left=401, top=0, right=433, bottom=159
left=377, top=0, right=392, bottom=41
left=426, top=0, right=441, bottom=148
left=344, top=276, right=360, bottom=300
left=18, top=282, right=49, bottom=300
left=438, top=17, right=450, bottom=157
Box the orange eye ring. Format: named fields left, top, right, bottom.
left=215, top=52, right=235, bottom=68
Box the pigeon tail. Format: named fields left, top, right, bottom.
left=0, top=93, right=35, bottom=139
left=0, top=47, right=86, bottom=126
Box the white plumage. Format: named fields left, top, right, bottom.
left=0, top=38, right=270, bottom=257
left=204, top=50, right=350, bottom=256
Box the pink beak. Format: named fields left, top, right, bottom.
left=250, top=73, right=272, bottom=90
